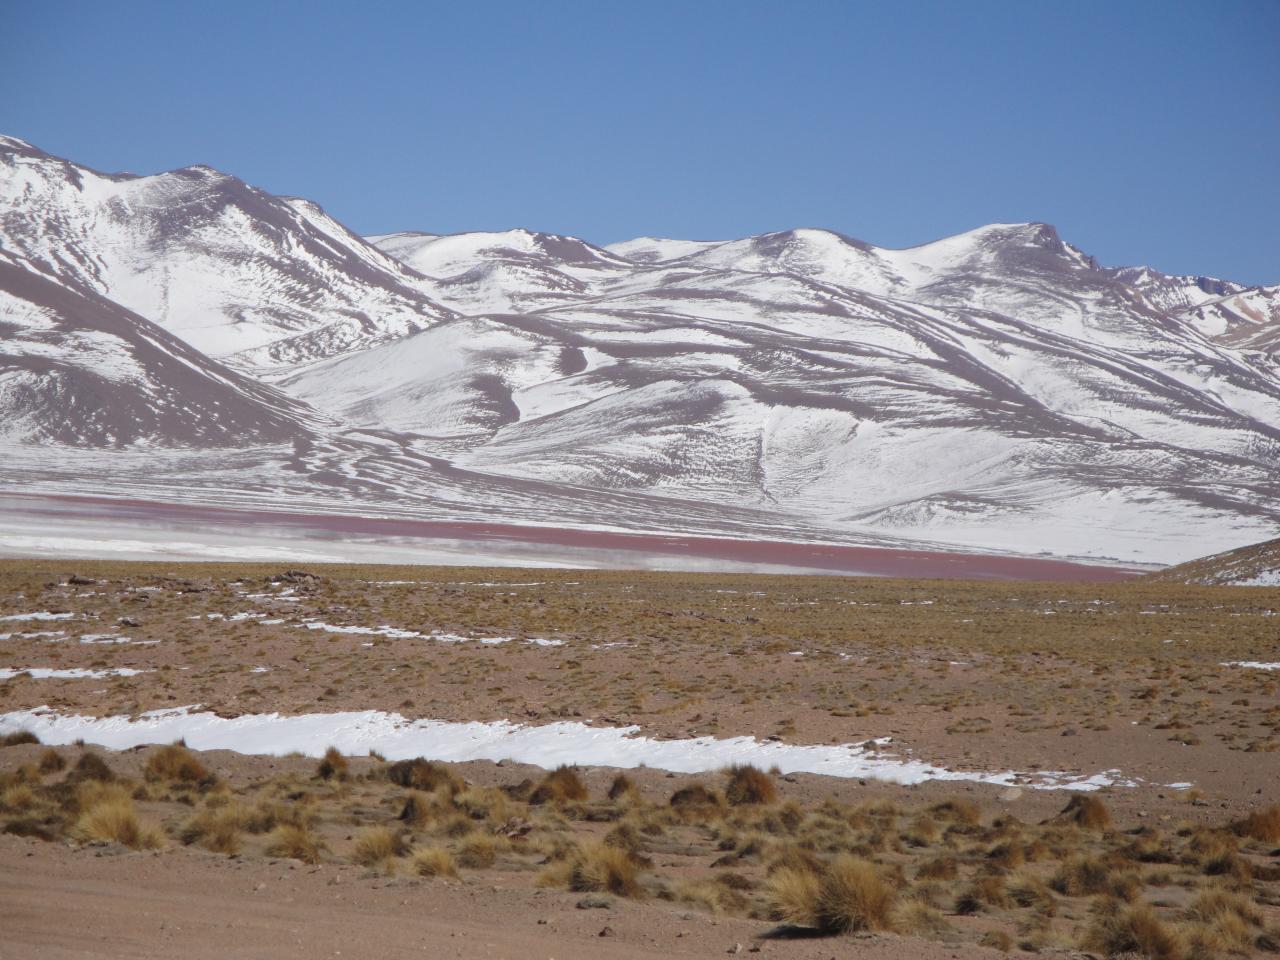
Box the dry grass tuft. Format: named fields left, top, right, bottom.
left=265, top=824, right=325, bottom=864
left=397, top=790, right=443, bottom=828
left=979, top=930, right=1014, bottom=952
left=928, top=798, right=981, bottom=826
left=68, top=752, right=114, bottom=783
left=1052, top=854, right=1139, bottom=900
left=770, top=854, right=896, bottom=933
left=1083, top=901, right=1184, bottom=960
left=352, top=825, right=405, bottom=867
left=562, top=841, right=643, bottom=897
left=457, top=834, right=500, bottom=869
left=179, top=803, right=245, bottom=855
left=1, top=730, right=40, bottom=747
left=607, top=772, right=639, bottom=801
left=1057, top=793, right=1112, bottom=831
left=144, top=743, right=209, bottom=784
left=316, top=746, right=348, bottom=781
left=1185, top=886, right=1263, bottom=928
left=916, top=855, right=958, bottom=880
left=37, top=749, right=65, bottom=774
left=387, top=758, right=463, bottom=794
left=724, top=765, right=778, bottom=806
left=893, top=897, right=954, bottom=938
left=956, top=873, right=1011, bottom=913
left=529, top=766, right=589, bottom=805
left=814, top=855, right=897, bottom=933
left=74, top=784, right=163, bottom=850
left=0, top=784, right=38, bottom=812
left=412, top=845, right=458, bottom=878
left=1232, top=805, right=1280, bottom=843
left=670, top=784, right=723, bottom=810
left=768, top=864, right=822, bottom=924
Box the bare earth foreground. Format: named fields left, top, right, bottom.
left=1, top=559, right=1278, bottom=959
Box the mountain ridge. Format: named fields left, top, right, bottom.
left=2, top=135, right=1278, bottom=566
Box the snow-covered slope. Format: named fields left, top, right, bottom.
left=0, top=252, right=308, bottom=446
left=366, top=229, right=632, bottom=315
left=2, top=135, right=1278, bottom=565
left=1178, top=286, right=1280, bottom=365
left=1145, top=535, right=1280, bottom=586
left=0, top=136, right=452, bottom=366
left=1109, top=265, right=1280, bottom=368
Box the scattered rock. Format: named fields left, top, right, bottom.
left=598, top=926, right=615, bottom=937
left=67, top=574, right=96, bottom=585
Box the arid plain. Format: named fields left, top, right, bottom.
left=2, top=559, right=1278, bottom=958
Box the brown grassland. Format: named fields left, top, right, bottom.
left=0, top=558, right=1278, bottom=957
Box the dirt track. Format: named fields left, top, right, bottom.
left=0, top=835, right=1017, bottom=960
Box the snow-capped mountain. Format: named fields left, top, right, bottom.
left=0, top=136, right=453, bottom=368
left=2, top=135, right=1278, bottom=565
left=366, top=229, right=633, bottom=315
left=0, top=251, right=309, bottom=447
left=1112, top=265, right=1280, bottom=368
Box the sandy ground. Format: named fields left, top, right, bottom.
left=0, top=833, right=1025, bottom=960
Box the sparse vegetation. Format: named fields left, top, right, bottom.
left=143, top=743, right=209, bottom=784
left=352, top=825, right=404, bottom=868
left=316, top=745, right=348, bottom=781
left=529, top=765, right=588, bottom=805
left=265, top=824, right=325, bottom=864
left=411, top=845, right=458, bottom=878
left=0, top=559, right=1277, bottom=955
left=73, top=783, right=163, bottom=850
left=724, top=765, right=777, bottom=806
left=1233, top=805, right=1280, bottom=843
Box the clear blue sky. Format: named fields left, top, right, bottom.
left=3, top=0, right=1277, bottom=284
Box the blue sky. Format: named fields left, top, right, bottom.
left=3, top=0, right=1277, bottom=284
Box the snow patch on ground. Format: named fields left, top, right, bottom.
left=298, top=621, right=562, bottom=646
left=0, top=706, right=1134, bottom=791
left=1222, top=661, right=1280, bottom=670
left=0, top=667, right=151, bottom=680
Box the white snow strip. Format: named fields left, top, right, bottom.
left=1222, top=661, right=1280, bottom=670
left=299, top=621, right=560, bottom=646
left=78, top=634, right=132, bottom=644
left=0, top=631, right=66, bottom=641
left=301, top=622, right=424, bottom=640
left=0, top=667, right=151, bottom=680
left=0, top=612, right=75, bottom=622
left=0, top=705, right=1132, bottom=791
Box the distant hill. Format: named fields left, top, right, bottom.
left=1144, top=536, right=1280, bottom=586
